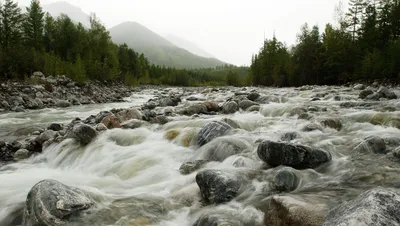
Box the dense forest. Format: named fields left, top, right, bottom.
left=0, top=0, right=245, bottom=86
left=250, top=0, right=400, bottom=86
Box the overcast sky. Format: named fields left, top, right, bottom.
left=18, top=0, right=345, bottom=66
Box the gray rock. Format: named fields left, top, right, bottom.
left=22, top=180, right=93, bottom=226
left=281, top=132, right=299, bottom=142
left=257, top=141, right=332, bottom=169
left=359, top=90, right=374, bottom=99
left=48, top=123, right=63, bottom=132
left=354, top=84, right=365, bottom=90
left=393, top=146, right=400, bottom=159
left=196, top=170, right=249, bottom=204
left=120, top=119, right=148, bottom=129
left=302, top=123, right=323, bottom=132
left=321, top=118, right=343, bottom=131
left=55, top=100, right=72, bottom=108
left=274, top=168, right=300, bottom=192
left=197, top=121, right=232, bottom=146
left=222, top=118, right=241, bottom=129
left=26, top=98, right=44, bottom=109
left=366, top=93, right=380, bottom=100
left=35, top=130, right=56, bottom=145
left=150, top=115, right=170, bottom=125
left=66, top=82, right=76, bottom=88
left=14, top=149, right=31, bottom=161
left=247, top=92, right=260, bottom=101
left=179, top=160, right=210, bottom=175
left=186, top=103, right=207, bottom=115
left=70, top=123, right=97, bottom=145
left=1, top=100, right=10, bottom=109
left=298, top=113, right=312, bottom=120
left=289, top=107, right=307, bottom=116
left=199, top=137, right=250, bottom=161
left=239, top=100, right=259, bottom=110
left=203, top=101, right=220, bottom=112
left=95, top=123, right=108, bottom=132
left=35, top=92, right=43, bottom=99
left=193, top=214, right=244, bottom=226
left=323, top=187, right=400, bottom=226
left=32, top=71, right=45, bottom=78
left=354, top=135, right=387, bottom=154
left=377, top=87, right=397, bottom=99
left=222, top=101, right=239, bottom=114
left=13, top=106, right=26, bottom=112
left=247, top=105, right=261, bottom=112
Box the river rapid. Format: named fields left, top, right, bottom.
left=1, top=86, right=400, bottom=226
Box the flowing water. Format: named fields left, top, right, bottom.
left=1, top=86, right=400, bottom=225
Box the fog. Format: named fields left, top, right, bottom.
left=18, top=0, right=344, bottom=66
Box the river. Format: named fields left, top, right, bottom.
left=1, top=86, right=400, bottom=225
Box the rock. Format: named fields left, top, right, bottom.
left=247, top=105, right=261, bottom=112
left=116, top=108, right=142, bottom=121
left=377, top=87, right=397, bottom=99
left=257, top=141, right=332, bottom=169
left=359, top=90, right=374, bottom=99
left=95, top=123, right=108, bottom=132
left=203, top=101, right=220, bottom=112
left=179, top=160, right=210, bottom=175
left=14, top=149, right=31, bottom=161
left=354, top=135, right=387, bottom=154
left=298, top=113, right=312, bottom=120
left=222, top=118, right=241, bottom=129
left=120, top=119, right=148, bottom=129
left=264, top=195, right=327, bottom=226
left=164, top=129, right=181, bottom=141
left=13, top=106, right=26, bottom=112
left=197, top=121, right=232, bottom=146
left=69, top=123, right=97, bottom=145
left=321, top=118, right=342, bottom=131
left=1, top=100, right=10, bottom=109
left=150, top=115, right=170, bottom=125
left=247, top=92, right=260, bottom=101
left=222, top=101, right=239, bottom=114
left=393, top=146, right=400, bottom=159
left=48, top=123, right=63, bottom=131
left=193, top=214, right=243, bottom=226
left=69, top=97, right=80, bottom=105
left=239, top=100, right=259, bottom=110
left=22, top=179, right=93, bottom=226
left=199, top=137, right=250, bottom=161
left=163, top=107, right=174, bottom=115
left=354, top=84, right=365, bottom=90
left=8, top=141, right=22, bottom=152
left=35, top=130, right=56, bottom=145
left=281, top=132, right=299, bottom=142
left=35, top=92, right=43, bottom=99
left=66, top=82, right=75, bottom=88
left=101, top=114, right=121, bottom=129
left=186, top=103, right=207, bottom=115
left=302, top=124, right=323, bottom=132
left=366, top=92, right=380, bottom=100
left=311, top=97, right=321, bottom=101
left=32, top=71, right=45, bottom=78
left=196, top=170, right=249, bottom=204
left=273, top=168, right=300, bottom=192
left=55, top=100, right=71, bottom=108
left=26, top=98, right=44, bottom=109
left=289, top=107, right=307, bottom=116
left=323, top=187, right=400, bottom=226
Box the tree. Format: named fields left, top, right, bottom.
left=23, top=0, right=44, bottom=50
left=0, top=0, right=23, bottom=49
left=346, top=0, right=367, bottom=40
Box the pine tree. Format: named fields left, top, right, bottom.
left=23, top=0, right=44, bottom=50
left=1, top=0, right=23, bottom=49
left=346, top=0, right=367, bottom=40
left=43, top=12, right=55, bottom=52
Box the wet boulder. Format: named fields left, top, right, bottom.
left=321, top=118, right=343, bottom=131
left=100, top=114, right=121, bottom=129
left=323, top=187, right=400, bottom=226
left=14, top=149, right=32, bottom=161
left=222, top=101, right=239, bottom=114
left=247, top=92, right=260, bottom=101
left=116, top=108, right=142, bottom=122
left=35, top=130, right=56, bottom=145
left=393, top=146, right=400, bottom=159
left=239, top=100, right=259, bottom=110
left=366, top=92, right=380, bottom=100
left=196, top=170, right=250, bottom=204
left=55, top=100, right=71, bottom=108
left=150, top=115, right=170, bottom=125
left=247, top=105, right=261, bottom=112
left=203, top=101, right=220, bottom=112
left=197, top=121, right=232, bottom=146
left=22, top=179, right=93, bottom=226
left=199, top=137, right=250, bottom=161
left=179, top=160, right=210, bottom=175
left=121, top=119, right=149, bottom=129
left=69, top=123, right=97, bottom=145
left=377, top=87, right=397, bottom=99
left=289, top=107, right=307, bottom=117
left=273, top=168, right=300, bottom=192
left=354, top=135, right=387, bottom=154
left=193, top=214, right=243, bottom=226
left=280, top=132, right=299, bottom=142
left=257, top=141, right=332, bottom=169
left=302, top=123, right=323, bottom=132
left=353, top=84, right=365, bottom=90
left=48, top=123, right=63, bottom=132
left=359, top=90, right=374, bottom=99
left=95, top=123, right=108, bottom=132
left=185, top=103, right=208, bottom=115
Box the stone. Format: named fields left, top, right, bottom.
left=247, top=92, right=260, bottom=101
left=116, top=108, right=142, bottom=122
left=164, top=129, right=181, bottom=141
left=323, top=187, right=400, bottom=226
left=289, top=107, right=307, bottom=116
left=247, top=105, right=261, bottom=112
left=257, top=141, right=332, bottom=169
left=222, top=101, right=239, bottom=114
left=273, top=168, right=300, bottom=192
left=298, top=113, right=312, bottom=120
left=101, top=114, right=121, bottom=129
left=377, top=87, right=397, bottom=99
left=302, top=124, right=323, bottom=132
left=55, top=100, right=71, bottom=108
left=1, top=100, right=10, bottom=109
left=222, top=118, right=241, bottom=129
left=196, top=170, right=249, bottom=204
left=120, top=119, right=148, bottom=129
left=281, top=132, right=299, bottom=142
left=179, top=160, right=210, bottom=175
left=359, top=90, right=374, bottom=99
left=321, top=118, right=343, bottom=131
left=199, top=137, right=250, bottom=161
left=69, top=123, right=97, bottom=145
left=239, top=100, right=259, bottom=110
left=14, top=149, right=31, bottom=161
left=66, top=82, right=75, bottom=88
left=203, top=101, right=220, bottom=112
left=393, top=146, right=400, bottom=159
left=185, top=103, right=207, bottom=115
left=264, top=195, right=327, bottom=226
left=48, top=123, right=63, bottom=132
left=354, top=135, right=387, bottom=154
left=95, top=123, right=108, bottom=132
left=366, top=93, right=380, bottom=100
left=35, top=130, right=56, bottom=145
left=197, top=121, right=232, bottom=146
left=354, top=84, right=365, bottom=90
left=22, top=180, right=93, bottom=226
left=150, top=115, right=170, bottom=125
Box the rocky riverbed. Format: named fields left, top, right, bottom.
left=1, top=84, right=400, bottom=226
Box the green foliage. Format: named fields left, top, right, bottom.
left=23, top=0, right=44, bottom=50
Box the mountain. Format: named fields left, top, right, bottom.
left=165, top=34, right=214, bottom=58
left=109, top=22, right=226, bottom=69
left=42, top=1, right=90, bottom=27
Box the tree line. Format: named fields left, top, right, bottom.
left=250, top=0, right=400, bottom=86
left=0, top=0, right=246, bottom=86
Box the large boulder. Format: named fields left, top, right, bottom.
left=394, top=146, right=400, bottom=159
left=35, top=130, right=56, bottom=145
left=14, top=149, right=32, bottom=161
left=196, top=170, right=249, bottom=204
left=116, top=108, right=142, bottom=122
left=354, top=135, right=387, bottom=154
left=222, top=101, right=239, bottom=114
left=197, top=121, right=232, bottom=146
left=323, top=187, right=400, bottom=226
left=353, top=84, right=365, bottom=90
left=69, top=123, right=97, bottom=145
left=185, top=103, right=208, bottom=115
left=120, top=119, right=149, bottom=129
left=48, top=123, right=63, bottom=132
left=257, top=141, right=332, bottom=169
left=239, top=100, right=259, bottom=110
left=22, top=180, right=93, bottom=226
left=100, top=114, right=121, bottom=129
left=377, top=87, right=397, bottom=99
left=273, top=168, right=300, bottom=192
left=321, top=118, right=343, bottom=131
left=55, top=100, right=71, bottom=108
left=359, top=90, right=374, bottom=99
left=247, top=92, right=260, bottom=101
left=203, top=101, right=220, bottom=112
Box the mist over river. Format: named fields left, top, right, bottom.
left=1, top=85, right=400, bottom=226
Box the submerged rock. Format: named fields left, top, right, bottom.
left=354, top=135, right=387, bottom=154
left=239, top=100, right=259, bottom=110
left=197, top=121, right=232, bottom=146
left=323, top=187, right=400, bottom=226
left=199, top=137, right=250, bottom=161
left=222, top=101, right=239, bottom=114
left=247, top=92, right=260, bottom=101
left=280, top=132, right=299, bottom=142
left=179, top=160, right=210, bottom=175
left=257, top=141, right=331, bottom=169
left=273, top=168, right=300, bottom=192
left=321, top=118, right=343, bottom=131
left=377, top=87, right=397, bottom=99
left=22, top=180, right=93, bottom=226
left=120, top=119, right=148, bottom=129
left=359, top=90, right=373, bottom=99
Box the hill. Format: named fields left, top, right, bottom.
left=165, top=34, right=214, bottom=58
left=42, top=1, right=90, bottom=27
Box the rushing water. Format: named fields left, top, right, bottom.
left=1, top=86, right=400, bottom=225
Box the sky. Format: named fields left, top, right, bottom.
left=18, top=0, right=345, bottom=66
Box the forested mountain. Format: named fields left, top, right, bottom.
left=250, top=0, right=400, bottom=86
left=109, top=22, right=226, bottom=69
left=165, top=34, right=214, bottom=58
left=42, top=1, right=90, bottom=27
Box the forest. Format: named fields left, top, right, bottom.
left=0, top=0, right=399, bottom=87
left=250, top=0, right=400, bottom=86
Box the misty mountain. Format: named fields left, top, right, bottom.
left=42, top=1, right=90, bottom=27
left=109, top=22, right=226, bottom=69
left=165, top=34, right=214, bottom=58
